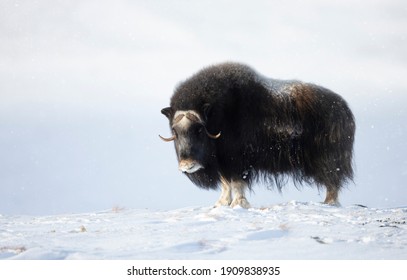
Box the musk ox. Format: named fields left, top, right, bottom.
left=160, top=62, right=355, bottom=208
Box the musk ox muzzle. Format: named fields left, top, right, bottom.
left=178, top=159, right=204, bottom=173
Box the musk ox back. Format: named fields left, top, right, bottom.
left=160, top=62, right=355, bottom=208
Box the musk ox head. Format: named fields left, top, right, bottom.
left=160, top=106, right=221, bottom=175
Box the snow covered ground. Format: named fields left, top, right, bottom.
left=1, top=202, right=406, bottom=260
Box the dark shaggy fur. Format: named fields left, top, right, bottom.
left=162, top=62, right=355, bottom=200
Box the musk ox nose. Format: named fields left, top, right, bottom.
left=178, top=159, right=203, bottom=174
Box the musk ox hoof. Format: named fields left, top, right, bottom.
left=323, top=200, right=342, bottom=207
left=230, top=197, right=251, bottom=209
left=214, top=197, right=232, bottom=208
left=324, top=189, right=341, bottom=206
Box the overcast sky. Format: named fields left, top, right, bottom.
left=1, top=0, right=406, bottom=215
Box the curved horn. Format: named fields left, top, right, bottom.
left=205, top=128, right=221, bottom=139
left=159, top=134, right=176, bottom=142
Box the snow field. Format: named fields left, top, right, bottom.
left=1, top=202, right=405, bottom=260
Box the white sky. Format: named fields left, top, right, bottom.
left=1, top=0, right=406, bottom=214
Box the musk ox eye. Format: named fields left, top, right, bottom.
left=195, top=126, right=207, bottom=138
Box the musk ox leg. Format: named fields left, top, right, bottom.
left=324, top=186, right=340, bottom=206
left=214, top=177, right=232, bottom=207
left=230, top=179, right=251, bottom=209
